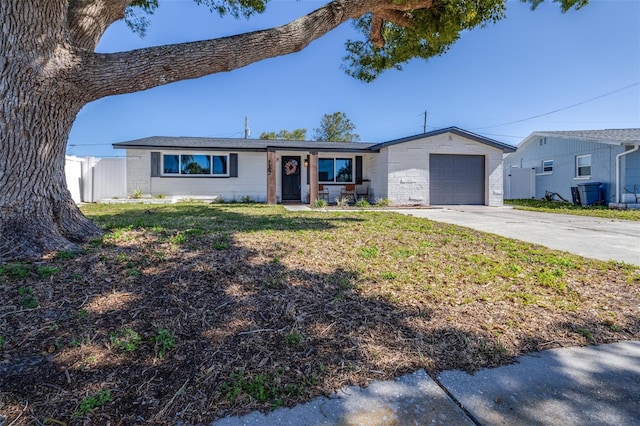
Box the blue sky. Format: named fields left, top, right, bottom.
left=67, top=0, right=640, bottom=157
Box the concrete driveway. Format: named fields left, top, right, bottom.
left=393, top=206, right=640, bottom=266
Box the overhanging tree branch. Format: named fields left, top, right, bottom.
left=78, top=0, right=436, bottom=100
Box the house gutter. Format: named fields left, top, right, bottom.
left=616, top=144, right=640, bottom=203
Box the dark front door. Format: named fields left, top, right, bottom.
left=281, top=156, right=301, bottom=202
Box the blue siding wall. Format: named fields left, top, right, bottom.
left=504, top=136, right=626, bottom=203
left=624, top=150, right=640, bottom=194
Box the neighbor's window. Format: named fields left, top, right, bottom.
left=318, top=158, right=353, bottom=183
left=576, top=154, right=591, bottom=178
left=542, top=159, right=554, bottom=174
left=162, top=153, right=228, bottom=176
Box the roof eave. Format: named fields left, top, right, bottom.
left=369, top=126, right=516, bottom=153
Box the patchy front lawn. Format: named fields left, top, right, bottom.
left=1, top=203, right=639, bottom=424
left=505, top=199, right=640, bottom=221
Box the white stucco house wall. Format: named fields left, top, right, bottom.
left=113, top=127, right=515, bottom=206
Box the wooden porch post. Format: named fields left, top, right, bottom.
left=267, top=149, right=277, bottom=204
left=309, top=151, right=318, bottom=205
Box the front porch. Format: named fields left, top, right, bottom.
left=266, top=150, right=370, bottom=205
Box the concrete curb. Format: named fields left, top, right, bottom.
left=213, top=342, right=640, bottom=426
left=213, top=369, right=474, bottom=425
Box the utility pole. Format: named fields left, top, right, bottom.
left=423, top=110, right=428, bottom=133
left=244, top=116, right=251, bottom=139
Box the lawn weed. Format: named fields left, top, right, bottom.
left=1, top=262, right=30, bottom=279
left=73, top=389, right=112, bottom=418
left=151, top=327, right=177, bottom=358
left=18, top=286, right=39, bottom=308
left=110, top=328, right=142, bottom=352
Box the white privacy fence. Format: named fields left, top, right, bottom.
left=65, top=156, right=127, bottom=203
left=504, top=167, right=536, bottom=200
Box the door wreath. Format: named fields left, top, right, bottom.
left=283, top=159, right=298, bottom=175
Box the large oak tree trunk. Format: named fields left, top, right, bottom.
left=0, top=0, right=441, bottom=261
left=0, top=96, right=102, bottom=260
left=0, top=1, right=102, bottom=261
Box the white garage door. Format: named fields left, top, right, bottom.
left=430, top=154, right=485, bottom=205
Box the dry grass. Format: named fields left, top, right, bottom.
left=1, top=203, right=638, bottom=424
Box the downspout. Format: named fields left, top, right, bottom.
left=616, top=144, right=640, bottom=203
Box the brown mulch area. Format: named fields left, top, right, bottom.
left=1, top=205, right=639, bottom=424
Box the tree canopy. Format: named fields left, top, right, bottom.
left=259, top=112, right=360, bottom=142
left=313, top=112, right=360, bottom=142
left=260, top=129, right=308, bottom=141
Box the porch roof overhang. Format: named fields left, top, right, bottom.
left=113, top=136, right=378, bottom=153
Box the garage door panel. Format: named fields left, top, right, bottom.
left=430, top=154, right=485, bottom=205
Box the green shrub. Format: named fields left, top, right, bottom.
left=354, top=198, right=370, bottom=208
left=313, top=198, right=328, bottom=208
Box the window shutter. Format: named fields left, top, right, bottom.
left=151, top=152, right=161, bottom=177
left=355, top=156, right=363, bottom=184
left=229, top=153, right=238, bottom=177
left=306, top=156, right=310, bottom=184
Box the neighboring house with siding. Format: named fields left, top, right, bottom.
left=113, top=127, right=515, bottom=206
left=504, top=129, right=640, bottom=204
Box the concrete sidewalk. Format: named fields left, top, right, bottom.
left=392, top=206, right=640, bottom=266
left=214, top=341, right=640, bottom=425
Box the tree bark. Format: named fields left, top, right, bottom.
left=0, top=1, right=101, bottom=261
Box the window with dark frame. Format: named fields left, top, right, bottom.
left=318, top=157, right=354, bottom=183
left=162, top=153, right=229, bottom=176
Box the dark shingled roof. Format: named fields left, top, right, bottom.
left=113, top=136, right=378, bottom=152
left=112, top=127, right=516, bottom=153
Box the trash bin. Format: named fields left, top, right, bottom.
left=577, top=182, right=601, bottom=206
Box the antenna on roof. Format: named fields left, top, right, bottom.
left=244, top=116, right=251, bottom=139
